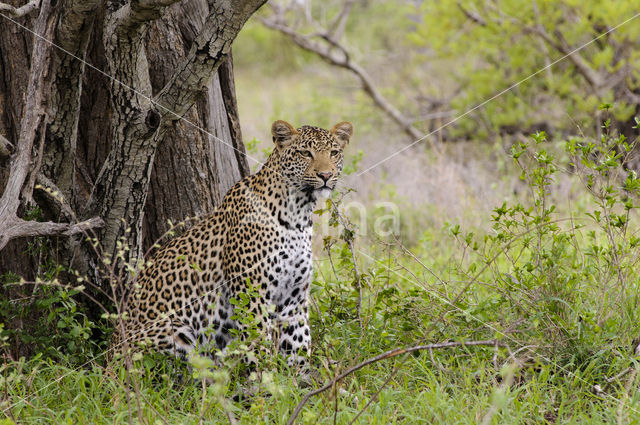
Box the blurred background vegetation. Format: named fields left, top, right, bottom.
left=235, top=0, right=640, bottom=233
left=4, top=1, right=640, bottom=423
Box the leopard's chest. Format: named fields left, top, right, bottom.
left=269, top=225, right=312, bottom=314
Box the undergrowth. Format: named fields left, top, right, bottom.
left=2, top=114, right=640, bottom=424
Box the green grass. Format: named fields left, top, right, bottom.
left=3, top=339, right=640, bottom=424
left=4, top=224, right=640, bottom=425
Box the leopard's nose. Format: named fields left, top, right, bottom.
left=317, top=171, right=333, bottom=182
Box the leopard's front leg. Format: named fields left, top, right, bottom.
left=277, top=300, right=311, bottom=373
left=212, top=282, right=276, bottom=370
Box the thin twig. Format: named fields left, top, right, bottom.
left=330, top=202, right=363, bottom=324
left=457, top=3, right=486, bottom=26
left=397, top=238, right=450, bottom=299
left=328, top=0, right=355, bottom=40
left=347, top=368, right=397, bottom=425
left=285, top=339, right=504, bottom=425
left=480, top=364, right=517, bottom=425
left=617, top=364, right=639, bottom=425
left=605, top=367, right=633, bottom=384
left=109, top=364, right=170, bottom=425
left=5, top=279, right=111, bottom=318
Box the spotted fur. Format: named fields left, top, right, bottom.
left=112, top=120, right=353, bottom=371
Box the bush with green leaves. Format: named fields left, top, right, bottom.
left=437, top=112, right=640, bottom=372
left=0, top=219, right=99, bottom=364
left=410, top=0, right=640, bottom=139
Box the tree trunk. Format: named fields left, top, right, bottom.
left=0, top=3, right=37, bottom=279
left=142, top=3, right=247, bottom=250
left=0, top=0, right=263, bottom=357
left=80, top=0, right=262, bottom=284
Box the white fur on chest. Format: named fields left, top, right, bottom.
left=271, top=225, right=312, bottom=312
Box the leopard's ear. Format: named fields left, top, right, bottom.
left=330, top=121, right=353, bottom=148
left=271, top=120, right=299, bottom=149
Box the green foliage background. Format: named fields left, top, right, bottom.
left=411, top=0, right=640, bottom=138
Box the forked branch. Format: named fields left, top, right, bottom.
left=460, top=3, right=605, bottom=89
left=260, top=5, right=424, bottom=142
left=0, top=216, right=104, bottom=249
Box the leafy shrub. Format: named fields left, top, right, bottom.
left=0, top=218, right=100, bottom=364
left=436, top=112, right=640, bottom=372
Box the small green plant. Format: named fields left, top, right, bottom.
left=214, top=279, right=277, bottom=379
left=1, top=233, right=99, bottom=366
left=0, top=274, right=98, bottom=364
left=446, top=112, right=640, bottom=371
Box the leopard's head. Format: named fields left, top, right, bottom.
left=271, top=120, right=353, bottom=199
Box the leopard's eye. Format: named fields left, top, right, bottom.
left=299, top=150, right=314, bottom=159
left=330, top=150, right=340, bottom=157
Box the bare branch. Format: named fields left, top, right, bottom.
left=526, top=24, right=604, bottom=88
left=0, top=133, right=13, bottom=159
left=0, top=0, right=55, bottom=232
left=347, top=366, right=398, bottom=425
left=0, top=0, right=40, bottom=18
left=457, top=3, right=486, bottom=26
left=329, top=0, right=356, bottom=39
left=260, top=16, right=425, bottom=143
left=473, top=4, right=604, bottom=89
left=286, top=339, right=505, bottom=425
left=0, top=216, right=104, bottom=251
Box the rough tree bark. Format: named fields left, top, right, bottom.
left=142, top=2, right=250, bottom=250
left=0, top=1, right=103, bottom=255
left=0, top=0, right=264, bottom=323
left=80, top=0, right=264, bottom=284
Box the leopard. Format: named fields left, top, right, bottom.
left=111, top=119, right=353, bottom=373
